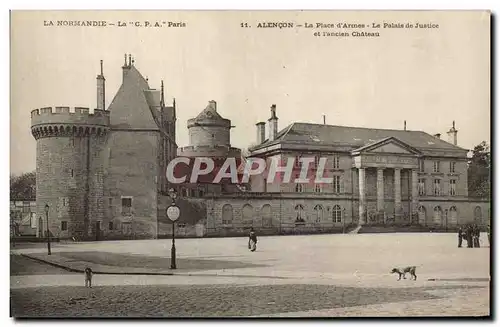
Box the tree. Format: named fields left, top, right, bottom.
left=10, top=171, right=36, bottom=201
left=467, top=141, right=490, bottom=197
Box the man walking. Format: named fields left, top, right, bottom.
left=458, top=226, right=463, bottom=248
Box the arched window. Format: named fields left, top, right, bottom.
left=295, top=204, right=305, bottom=222
left=222, top=204, right=233, bottom=225
left=333, top=205, right=342, bottom=223
left=261, top=204, right=272, bottom=227
left=449, top=206, right=458, bottom=225
left=433, top=206, right=442, bottom=225
left=418, top=205, right=427, bottom=225
left=242, top=204, right=254, bottom=226
left=314, top=205, right=324, bottom=223
left=474, top=206, right=482, bottom=224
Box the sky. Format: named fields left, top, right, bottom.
left=10, top=10, right=490, bottom=175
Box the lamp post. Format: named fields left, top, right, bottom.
left=445, top=209, right=448, bottom=232
left=45, top=204, right=51, bottom=255
left=342, top=208, right=346, bottom=234
left=167, top=188, right=180, bottom=269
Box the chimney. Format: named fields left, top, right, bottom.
left=96, top=60, right=105, bottom=110
left=434, top=133, right=441, bottom=139
left=122, top=53, right=132, bottom=80
left=447, top=121, right=458, bottom=145
left=256, top=122, right=266, bottom=144
left=208, top=100, right=217, bottom=111
left=268, top=104, right=278, bottom=141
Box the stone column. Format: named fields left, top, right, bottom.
left=394, top=168, right=401, bottom=221
left=377, top=168, right=385, bottom=213
left=411, top=169, right=418, bottom=222
left=358, top=168, right=366, bottom=225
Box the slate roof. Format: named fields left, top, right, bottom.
left=251, top=122, right=467, bottom=153
left=193, top=101, right=226, bottom=122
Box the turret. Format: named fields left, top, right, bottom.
left=96, top=60, right=106, bottom=110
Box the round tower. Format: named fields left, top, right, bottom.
left=31, top=106, right=110, bottom=239
left=181, top=100, right=241, bottom=158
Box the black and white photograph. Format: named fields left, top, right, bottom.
left=9, top=9, right=491, bottom=318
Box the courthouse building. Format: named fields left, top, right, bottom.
left=204, top=106, right=490, bottom=235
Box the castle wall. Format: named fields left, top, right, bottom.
left=105, top=130, right=160, bottom=239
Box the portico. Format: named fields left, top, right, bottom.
left=351, top=137, right=421, bottom=225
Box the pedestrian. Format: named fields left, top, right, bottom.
left=248, top=228, right=258, bottom=252
left=473, top=225, right=480, bottom=248
left=467, top=225, right=473, bottom=248
left=458, top=226, right=463, bottom=248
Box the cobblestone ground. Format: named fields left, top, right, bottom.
left=10, top=283, right=488, bottom=317
left=10, top=233, right=491, bottom=317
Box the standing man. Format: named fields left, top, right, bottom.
left=248, top=228, right=258, bottom=252
left=458, top=226, right=463, bottom=248
left=467, top=225, right=474, bottom=248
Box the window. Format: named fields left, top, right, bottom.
left=70, top=169, right=74, bottom=178
left=294, top=156, right=301, bottom=168
left=314, top=156, right=320, bottom=168
left=433, top=161, right=440, bottom=173
left=449, top=179, right=456, bottom=196
left=449, top=162, right=456, bottom=173
left=418, top=179, right=426, bottom=196
left=62, top=198, right=68, bottom=207
left=433, top=179, right=441, bottom=196
left=199, top=189, right=205, bottom=197
left=295, top=184, right=304, bottom=193
left=332, top=205, right=342, bottom=223
left=22, top=202, right=30, bottom=213
left=109, top=222, right=113, bottom=230
left=222, top=204, right=233, bottom=225
left=295, top=204, right=305, bottom=222
left=333, top=156, right=340, bottom=169
left=314, top=184, right=322, bottom=193
left=314, top=205, right=324, bottom=223
left=61, top=221, right=67, bottom=231
left=121, top=197, right=132, bottom=215
left=419, top=160, right=425, bottom=172
left=333, top=176, right=341, bottom=193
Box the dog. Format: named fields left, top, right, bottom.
left=84, top=267, right=93, bottom=288
left=391, top=266, right=417, bottom=281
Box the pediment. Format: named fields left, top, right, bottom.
left=352, top=137, right=421, bottom=156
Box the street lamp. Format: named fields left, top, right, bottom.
left=445, top=209, right=448, bottom=232
left=166, top=188, right=180, bottom=269
left=342, top=208, right=346, bottom=234
left=45, top=204, right=51, bottom=255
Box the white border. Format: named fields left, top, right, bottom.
left=4, top=1, right=497, bottom=327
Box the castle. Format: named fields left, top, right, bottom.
left=31, top=55, right=490, bottom=240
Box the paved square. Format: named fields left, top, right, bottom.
left=10, top=233, right=490, bottom=317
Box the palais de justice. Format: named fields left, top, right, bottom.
left=29, top=56, right=489, bottom=240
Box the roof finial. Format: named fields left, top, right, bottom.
left=453, top=120, right=455, bottom=129
left=100, top=60, right=103, bottom=75
left=146, top=76, right=148, bottom=82
left=323, top=115, right=326, bottom=125
left=124, top=54, right=127, bottom=66
left=160, top=80, right=165, bottom=107
left=173, top=98, right=176, bottom=108
left=128, top=54, right=132, bottom=67
left=404, top=120, right=407, bottom=131
left=131, top=57, right=135, bottom=65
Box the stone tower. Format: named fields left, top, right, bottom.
left=30, top=62, right=110, bottom=240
